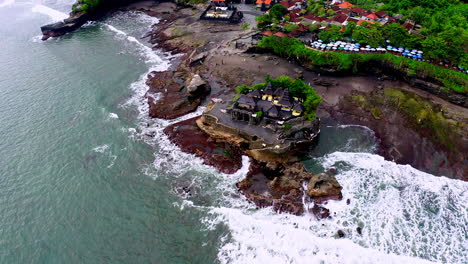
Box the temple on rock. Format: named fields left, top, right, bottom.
left=230, top=83, right=305, bottom=126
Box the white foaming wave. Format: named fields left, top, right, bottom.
left=107, top=11, right=439, bottom=264
left=93, top=144, right=110, bottom=153
left=110, top=11, right=466, bottom=263
left=199, top=151, right=468, bottom=264
left=31, top=4, right=68, bottom=22
left=327, top=124, right=376, bottom=135
left=122, top=52, right=209, bottom=177
left=211, top=207, right=435, bottom=264
left=104, top=24, right=171, bottom=71
left=109, top=113, right=119, bottom=119
left=0, top=0, right=14, bottom=8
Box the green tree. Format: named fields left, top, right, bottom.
left=284, top=24, right=299, bottom=33
left=382, top=23, right=408, bottom=47
left=318, top=25, right=343, bottom=42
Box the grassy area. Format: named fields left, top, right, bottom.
left=350, top=88, right=465, bottom=152
left=257, top=36, right=468, bottom=94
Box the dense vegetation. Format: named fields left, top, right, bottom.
left=236, top=76, right=322, bottom=120
left=259, top=0, right=467, bottom=67
left=348, top=0, right=467, bottom=67
left=257, top=36, right=468, bottom=93
left=256, top=4, right=288, bottom=31
left=73, top=0, right=101, bottom=13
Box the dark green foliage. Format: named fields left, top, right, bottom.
left=257, top=36, right=468, bottom=93
left=318, top=25, right=343, bottom=42
left=346, top=0, right=467, bottom=67
left=235, top=76, right=322, bottom=120
left=283, top=24, right=299, bottom=33
left=77, top=0, right=100, bottom=12
left=255, top=4, right=287, bottom=30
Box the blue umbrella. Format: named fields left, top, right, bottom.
left=402, top=52, right=407, bottom=56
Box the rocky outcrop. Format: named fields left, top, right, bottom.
left=41, top=11, right=91, bottom=40
left=329, top=88, right=468, bottom=180
left=40, top=0, right=165, bottom=40
left=236, top=159, right=342, bottom=216
left=146, top=69, right=210, bottom=119
left=306, top=173, right=343, bottom=203
left=163, top=116, right=242, bottom=174
left=186, top=74, right=210, bottom=96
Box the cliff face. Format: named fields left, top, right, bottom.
left=40, top=0, right=154, bottom=40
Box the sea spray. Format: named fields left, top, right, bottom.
left=31, top=4, right=68, bottom=21
left=110, top=10, right=468, bottom=264
left=206, top=152, right=467, bottom=264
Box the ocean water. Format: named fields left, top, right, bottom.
left=0, top=1, right=466, bottom=263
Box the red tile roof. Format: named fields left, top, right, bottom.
left=274, top=32, right=287, bottom=37
left=351, top=7, right=369, bottom=16
left=256, top=0, right=272, bottom=4
left=261, top=30, right=274, bottom=36
left=279, top=1, right=293, bottom=8
left=303, top=14, right=326, bottom=22
left=332, top=14, right=349, bottom=24
left=366, top=13, right=378, bottom=20
left=375, top=11, right=388, bottom=18
left=336, top=1, right=353, bottom=9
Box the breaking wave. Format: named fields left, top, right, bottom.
left=207, top=152, right=467, bottom=264
left=114, top=10, right=467, bottom=264
left=31, top=4, right=68, bottom=22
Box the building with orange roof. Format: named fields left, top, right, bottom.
left=256, top=0, right=272, bottom=11
left=274, top=32, right=287, bottom=38
left=366, top=13, right=378, bottom=20
left=336, top=1, right=353, bottom=9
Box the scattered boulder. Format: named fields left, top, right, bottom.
left=189, top=52, right=208, bottom=66
left=356, top=226, right=362, bottom=235
left=310, top=204, right=330, bottom=220
left=337, top=230, right=345, bottom=238
left=307, top=173, right=343, bottom=203
left=186, top=74, right=210, bottom=96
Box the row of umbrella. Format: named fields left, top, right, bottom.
left=308, top=40, right=425, bottom=60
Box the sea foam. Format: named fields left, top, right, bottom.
left=0, top=0, right=14, bottom=8
left=113, top=10, right=468, bottom=264
left=206, top=152, right=467, bottom=264
left=31, top=4, right=68, bottom=22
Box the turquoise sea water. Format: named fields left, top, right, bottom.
left=0, top=1, right=466, bottom=263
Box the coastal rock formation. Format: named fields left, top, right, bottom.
left=40, top=0, right=148, bottom=40
left=41, top=11, right=90, bottom=40
left=306, top=173, right=343, bottom=203
left=331, top=88, right=468, bottom=180
left=236, top=159, right=342, bottom=216
left=187, top=74, right=210, bottom=96
left=146, top=58, right=210, bottom=119
left=236, top=160, right=305, bottom=215
left=163, top=116, right=242, bottom=174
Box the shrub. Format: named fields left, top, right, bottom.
left=257, top=36, right=468, bottom=93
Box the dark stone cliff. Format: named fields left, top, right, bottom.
left=40, top=0, right=160, bottom=40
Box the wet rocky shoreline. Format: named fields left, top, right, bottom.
left=41, top=0, right=467, bottom=217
